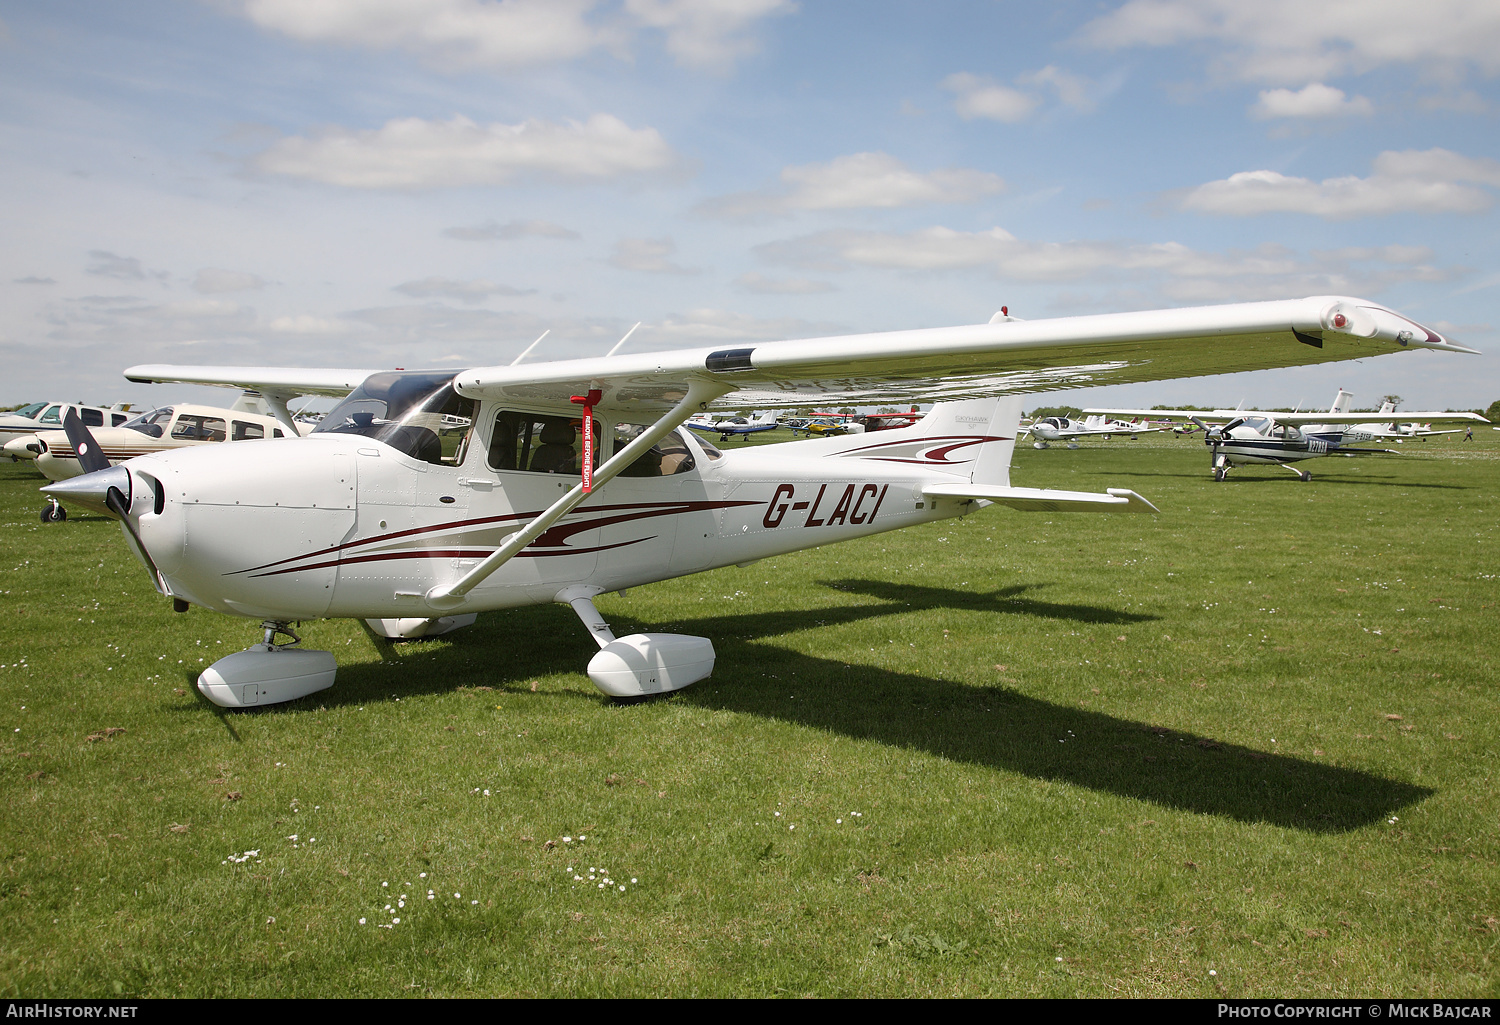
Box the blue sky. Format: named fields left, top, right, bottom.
left=2, top=0, right=1498, bottom=412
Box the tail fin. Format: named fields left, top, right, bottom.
left=812, top=396, right=1023, bottom=484
left=909, top=396, right=1024, bottom=486
left=1331, top=388, right=1354, bottom=414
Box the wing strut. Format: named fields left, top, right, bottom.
left=424, top=377, right=730, bottom=610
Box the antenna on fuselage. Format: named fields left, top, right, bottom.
left=510, top=329, right=550, bottom=366
left=606, top=322, right=641, bottom=357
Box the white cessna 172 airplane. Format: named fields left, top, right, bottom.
left=1088, top=389, right=1488, bottom=480
left=1022, top=413, right=1160, bottom=449
left=42, top=296, right=1475, bottom=709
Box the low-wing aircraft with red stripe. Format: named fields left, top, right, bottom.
left=42, top=296, right=1475, bottom=708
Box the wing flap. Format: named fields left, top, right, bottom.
left=922, top=483, right=1160, bottom=514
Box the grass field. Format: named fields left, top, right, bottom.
left=2, top=429, right=1498, bottom=997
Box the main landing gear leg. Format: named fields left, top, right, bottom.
left=40, top=498, right=66, bottom=523
left=196, top=620, right=337, bottom=709
left=557, top=585, right=715, bottom=700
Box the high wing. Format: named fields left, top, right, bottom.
left=123, top=364, right=389, bottom=434
left=454, top=297, right=1475, bottom=412
left=1085, top=408, right=1237, bottom=422
left=1091, top=407, right=1489, bottom=427
left=124, top=365, right=384, bottom=398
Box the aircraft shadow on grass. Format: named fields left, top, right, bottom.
left=223, top=581, right=1428, bottom=833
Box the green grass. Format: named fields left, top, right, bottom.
left=2, top=431, right=1498, bottom=997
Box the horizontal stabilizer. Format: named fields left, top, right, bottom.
left=921, top=483, right=1159, bottom=513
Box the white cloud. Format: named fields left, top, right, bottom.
left=607, top=236, right=696, bottom=274
left=734, top=272, right=834, bottom=294
left=1250, top=83, right=1372, bottom=120
left=392, top=277, right=537, bottom=302
left=442, top=218, right=580, bottom=240
left=942, top=66, right=1093, bottom=122
left=241, top=0, right=615, bottom=70
left=1076, top=0, right=1500, bottom=84
left=193, top=268, right=267, bottom=293
left=942, top=72, right=1039, bottom=123
left=640, top=307, right=847, bottom=344
left=269, top=314, right=371, bottom=335
left=1180, top=148, right=1500, bottom=218
left=14, top=276, right=55, bottom=286
left=754, top=225, right=1457, bottom=301
left=697, top=152, right=1003, bottom=219
left=86, top=251, right=167, bottom=282
left=1018, top=65, right=1094, bottom=111
left=254, top=114, right=679, bottom=189
left=239, top=0, right=794, bottom=71
left=623, top=0, right=794, bottom=68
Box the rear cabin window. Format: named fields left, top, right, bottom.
left=232, top=421, right=264, bottom=441
left=488, top=412, right=601, bottom=475
left=110, top=413, right=128, bottom=426
left=171, top=415, right=227, bottom=442
left=613, top=424, right=698, bottom=476
left=80, top=408, right=104, bottom=427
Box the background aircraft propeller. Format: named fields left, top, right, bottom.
left=50, top=411, right=167, bottom=592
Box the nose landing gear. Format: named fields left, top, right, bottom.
left=40, top=498, right=67, bottom=523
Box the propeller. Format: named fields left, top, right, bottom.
left=1192, top=417, right=1225, bottom=477
left=45, top=412, right=168, bottom=593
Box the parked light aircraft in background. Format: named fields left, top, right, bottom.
left=1088, top=389, right=1488, bottom=480
left=16, top=396, right=328, bottom=521
left=858, top=410, right=924, bottom=432
left=1362, top=400, right=1469, bottom=441
left=685, top=411, right=780, bottom=441
left=1023, top=414, right=1160, bottom=449
left=2, top=402, right=133, bottom=455
left=42, top=296, right=1475, bottom=709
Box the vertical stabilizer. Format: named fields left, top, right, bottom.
left=1331, top=389, right=1354, bottom=414
left=905, top=396, right=1024, bottom=487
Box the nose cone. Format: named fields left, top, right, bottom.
left=3, top=437, right=39, bottom=459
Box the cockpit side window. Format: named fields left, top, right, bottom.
left=38, top=405, right=62, bottom=424
left=120, top=408, right=174, bottom=438
left=488, top=411, right=601, bottom=475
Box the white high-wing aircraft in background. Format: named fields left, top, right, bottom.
left=42, top=296, right=1475, bottom=709
left=1088, top=389, right=1488, bottom=480
left=11, top=392, right=343, bottom=520
left=1022, top=413, right=1161, bottom=449
left=1362, top=400, right=1471, bottom=442
left=2, top=401, right=133, bottom=455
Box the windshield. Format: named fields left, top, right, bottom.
left=13, top=402, right=45, bottom=419
left=314, top=371, right=475, bottom=465
left=121, top=407, right=174, bottom=438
